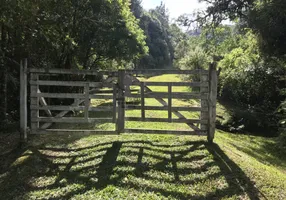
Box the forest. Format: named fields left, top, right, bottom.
left=0, top=0, right=286, bottom=199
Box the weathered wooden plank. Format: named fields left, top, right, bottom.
left=20, top=59, right=28, bottom=141
left=33, top=129, right=117, bottom=135
left=132, top=76, right=201, bottom=131
left=200, top=70, right=209, bottom=135
left=141, top=82, right=145, bottom=119
left=125, top=105, right=207, bottom=112
left=84, top=83, right=90, bottom=120
left=28, top=68, right=118, bottom=76
left=30, top=73, right=39, bottom=134
left=40, top=99, right=85, bottom=129
left=127, top=93, right=208, bottom=99
left=132, top=81, right=209, bottom=87
left=113, top=85, right=117, bottom=123
left=33, top=93, right=85, bottom=99
left=125, top=69, right=209, bottom=75
left=117, top=70, right=125, bottom=134
left=125, top=117, right=208, bottom=124
left=208, top=63, right=218, bottom=143
left=38, top=89, right=53, bottom=117
left=89, top=94, right=114, bottom=99
left=168, top=83, right=172, bottom=122
left=30, top=80, right=113, bottom=88
left=124, top=129, right=207, bottom=136
left=33, top=117, right=113, bottom=123
left=31, top=105, right=114, bottom=112
left=32, top=93, right=114, bottom=100
left=90, top=89, right=136, bottom=94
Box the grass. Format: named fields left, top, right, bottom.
left=0, top=74, right=285, bottom=200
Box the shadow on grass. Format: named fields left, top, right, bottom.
left=216, top=130, right=286, bottom=171
left=0, top=139, right=262, bottom=199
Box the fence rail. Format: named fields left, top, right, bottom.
left=20, top=62, right=218, bottom=142
left=132, top=81, right=208, bottom=87
left=30, top=80, right=113, bottom=87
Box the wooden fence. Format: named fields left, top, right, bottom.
left=20, top=62, right=218, bottom=142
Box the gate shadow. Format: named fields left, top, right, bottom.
left=0, top=140, right=262, bottom=199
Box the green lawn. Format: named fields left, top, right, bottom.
left=0, top=74, right=285, bottom=200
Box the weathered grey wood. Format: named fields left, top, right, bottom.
left=31, top=105, right=114, bottom=112
left=125, top=105, right=207, bottom=112
left=168, top=83, right=172, bottom=122
left=132, top=76, right=201, bottom=131
left=84, top=83, right=90, bottom=119
left=32, top=93, right=114, bottom=100
left=117, top=70, right=125, bottom=134
left=113, top=85, right=117, bottom=123
left=38, top=89, right=53, bottom=117
left=30, top=73, right=39, bottom=134
left=124, top=129, right=207, bottom=135
left=125, top=69, right=209, bottom=75
left=141, top=82, right=145, bottom=119
left=90, top=88, right=136, bottom=94
left=28, top=68, right=118, bottom=76
left=40, top=99, right=85, bottom=129
left=39, top=83, right=115, bottom=130
left=33, top=117, right=113, bottom=123
left=127, top=93, right=208, bottom=99
left=125, top=117, right=208, bottom=124
left=33, top=93, right=85, bottom=99
left=208, top=63, right=218, bottom=143
left=30, top=80, right=113, bottom=87
left=26, top=67, right=216, bottom=138
left=34, top=129, right=117, bottom=135
left=20, top=59, right=28, bottom=141
left=200, top=70, right=209, bottom=134
left=89, top=94, right=114, bottom=99
left=132, top=81, right=209, bottom=87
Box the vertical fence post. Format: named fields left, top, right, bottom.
left=208, top=63, right=218, bottom=143
left=168, top=83, right=172, bottom=122
left=84, top=83, right=90, bottom=120
left=116, top=70, right=125, bottom=134
left=200, top=69, right=209, bottom=135
left=141, top=82, right=145, bottom=120
left=20, top=59, right=28, bottom=141
left=113, top=84, right=117, bottom=123
left=30, top=71, right=39, bottom=134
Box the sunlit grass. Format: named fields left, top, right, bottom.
left=1, top=133, right=285, bottom=199
left=1, top=74, right=285, bottom=199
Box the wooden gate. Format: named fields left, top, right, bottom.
left=20, top=62, right=217, bottom=142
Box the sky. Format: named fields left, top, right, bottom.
left=142, top=0, right=207, bottom=20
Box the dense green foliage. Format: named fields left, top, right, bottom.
left=0, top=0, right=148, bottom=126
left=131, top=2, right=178, bottom=69
left=0, top=1, right=185, bottom=126
left=177, top=0, right=286, bottom=140
left=176, top=25, right=285, bottom=135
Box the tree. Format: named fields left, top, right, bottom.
left=197, top=0, right=286, bottom=58
left=0, top=0, right=148, bottom=126
left=131, top=2, right=178, bottom=69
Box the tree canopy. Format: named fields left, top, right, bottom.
left=0, top=0, right=149, bottom=123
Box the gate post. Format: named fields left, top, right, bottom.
left=116, top=70, right=125, bottom=134
left=200, top=69, right=209, bottom=136
left=30, top=72, right=39, bottom=134
left=20, top=59, right=28, bottom=142
left=208, top=63, right=218, bottom=143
